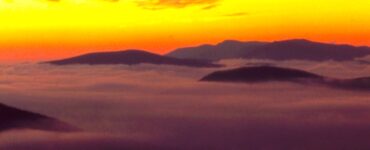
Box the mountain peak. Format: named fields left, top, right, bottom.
left=116, top=49, right=154, bottom=54
left=84, top=49, right=154, bottom=56
left=218, top=40, right=243, bottom=45
left=278, top=39, right=312, bottom=43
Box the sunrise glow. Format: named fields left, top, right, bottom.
left=1, top=0, right=370, bottom=61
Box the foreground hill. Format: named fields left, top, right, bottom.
left=168, top=39, right=370, bottom=61
left=201, top=66, right=370, bottom=91
left=201, top=66, right=324, bottom=83
left=47, top=50, right=221, bottom=68
left=330, top=77, right=370, bottom=91
left=0, top=103, right=77, bottom=132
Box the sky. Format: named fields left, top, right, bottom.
left=0, top=0, right=370, bottom=61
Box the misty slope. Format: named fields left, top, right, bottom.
left=0, top=103, right=77, bottom=132
left=167, top=39, right=370, bottom=61
left=47, top=50, right=221, bottom=68
left=201, top=66, right=370, bottom=91
left=330, top=77, right=370, bottom=91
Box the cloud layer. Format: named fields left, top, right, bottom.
left=42, top=0, right=219, bottom=9
left=136, top=0, right=219, bottom=9
left=0, top=60, right=370, bottom=149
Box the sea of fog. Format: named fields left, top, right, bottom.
left=1, top=59, right=370, bottom=150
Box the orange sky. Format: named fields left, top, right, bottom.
left=0, top=0, right=370, bottom=62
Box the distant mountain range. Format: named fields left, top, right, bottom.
left=0, top=103, right=77, bottom=132
left=167, top=40, right=267, bottom=60
left=167, top=39, right=370, bottom=61
left=47, top=50, right=221, bottom=68
left=201, top=66, right=370, bottom=91
left=45, top=39, right=370, bottom=67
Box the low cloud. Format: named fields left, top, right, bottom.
left=45, top=0, right=119, bottom=2
left=223, top=12, right=248, bottom=17
left=7, top=0, right=219, bottom=9
left=5, top=0, right=121, bottom=3
left=136, top=0, right=219, bottom=10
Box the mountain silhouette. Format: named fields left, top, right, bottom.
left=201, top=66, right=324, bottom=83
left=246, top=39, right=370, bottom=61
left=329, top=77, right=370, bottom=91
left=0, top=103, right=78, bottom=132
left=167, top=40, right=267, bottom=60
left=47, top=50, right=221, bottom=67
left=167, top=39, right=370, bottom=61
left=201, top=66, right=370, bottom=91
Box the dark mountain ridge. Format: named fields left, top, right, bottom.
left=167, top=40, right=267, bottom=60
left=0, top=103, right=78, bottom=132
left=201, top=66, right=323, bottom=83
left=201, top=66, right=370, bottom=91
left=167, top=39, right=370, bottom=61
left=329, top=77, right=370, bottom=91
left=46, top=50, right=221, bottom=68
left=246, top=39, right=370, bottom=61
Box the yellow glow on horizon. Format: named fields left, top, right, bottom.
left=0, top=0, right=370, bottom=61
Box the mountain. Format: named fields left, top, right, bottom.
left=167, top=40, right=267, bottom=60
left=0, top=103, right=78, bottom=132
left=245, top=39, right=370, bottom=61
left=167, top=39, right=370, bottom=61
left=330, top=77, right=370, bottom=91
left=200, top=66, right=324, bottom=83
left=200, top=66, right=370, bottom=91
left=47, top=50, right=221, bottom=68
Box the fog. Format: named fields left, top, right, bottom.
left=1, top=60, right=370, bottom=150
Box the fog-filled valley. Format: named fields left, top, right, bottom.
left=2, top=0, right=370, bottom=148
left=1, top=59, right=370, bottom=150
